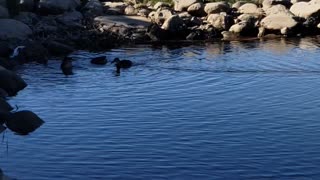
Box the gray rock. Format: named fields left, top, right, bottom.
left=153, top=2, right=171, bottom=10
left=0, top=0, right=6, bottom=7
left=173, top=0, right=199, bottom=11
left=207, top=13, right=233, bottom=30
left=259, top=13, right=298, bottom=36
left=124, top=5, right=137, bottom=15
left=4, top=110, right=44, bottom=135
left=0, top=5, right=8, bottom=18
left=161, top=15, right=185, bottom=32
left=204, top=2, right=230, bottom=14
left=290, top=1, right=320, bottom=19
left=187, top=2, right=206, bottom=17
left=38, top=0, right=81, bottom=15
left=0, top=19, right=32, bottom=40
left=0, top=67, right=27, bottom=96
left=14, top=12, right=39, bottom=27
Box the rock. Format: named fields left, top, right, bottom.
left=161, top=15, right=185, bottom=32
left=0, top=57, right=16, bottom=70
left=38, top=0, right=81, bottom=15
left=232, top=1, right=247, bottom=9
left=124, top=5, right=137, bottom=15
left=44, top=40, right=75, bottom=56
left=0, top=19, right=32, bottom=40
left=0, top=98, right=12, bottom=113
left=265, top=4, right=293, bottom=16
left=207, top=13, right=233, bottom=31
left=0, top=68, right=27, bottom=96
left=0, top=6, right=8, bottom=18
left=221, top=31, right=240, bottom=40
left=150, top=9, right=173, bottom=25
left=147, top=23, right=169, bottom=41
left=238, top=3, right=259, bottom=14
left=290, top=1, right=320, bottom=19
left=204, top=2, right=230, bottom=14
left=19, top=0, right=34, bottom=12
left=82, top=0, right=104, bottom=17
left=262, top=0, right=292, bottom=9
left=173, top=0, right=199, bottom=11
left=137, top=8, right=151, bottom=17
left=13, top=12, right=39, bottom=27
left=0, top=88, right=8, bottom=99
left=56, top=10, right=83, bottom=27
left=259, top=13, right=298, bottom=36
left=0, top=43, right=12, bottom=58
left=4, top=110, right=44, bottom=135
left=153, top=2, right=171, bottom=10
left=187, top=2, right=206, bottom=17
left=0, top=0, right=6, bottom=7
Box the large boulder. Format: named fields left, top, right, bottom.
left=259, top=14, right=298, bottom=36
left=204, top=2, right=230, bottom=14
left=38, top=0, right=81, bottom=15
left=13, top=12, right=39, bottom=27
left=290, top=1, right=320, bottom=19
left=0, top=19, right=32, bottom=40
left=238, top=3, right=259, bottom=14
left=4, top=110, right=44, bottom=135
left=0, top=6, right=8, bottom=18
left=161, top=15, right=185, bottom=32
left=187, top=2, right=206, bottom=17
left=207, top=13, right=233, bottom=30
left=124, top=5, right=137, bottom=15
left=173, top=0, right=199, bottom=11
left=0, top=67, right=27, bottom=96
left=265, top=4, right=293, bottom=16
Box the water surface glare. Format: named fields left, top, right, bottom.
left=3, top=38, right=320, bottom=179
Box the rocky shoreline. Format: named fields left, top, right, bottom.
left=1, top=0, right=320, bottom=135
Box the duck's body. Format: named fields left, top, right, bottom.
left=90, top=56, right=107, bottom=65
left=112, top=58, right=133, bottom=74
left=61, top=57, right=73, bottom=76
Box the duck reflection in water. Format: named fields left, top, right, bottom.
left=61, top=57, right=73, bottom=76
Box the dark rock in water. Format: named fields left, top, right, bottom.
left=90, top=56, right=107, bottom=65
left=0, top=68, right=27, bottom=96
left=0, top=88, right=8, bottom=99
left=61, top=56, right=73, bottom=76
left=4, top=110, right=45, bottom=135
left=0, top=57, right=17, bottom=70
left=0, top=43, right=12, bottom=58
left=44, top=40, right=75, bottom=56
left=0, top=98, right=13, bottom=113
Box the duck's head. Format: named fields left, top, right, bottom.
left=112, top=58, right=120, bottom=64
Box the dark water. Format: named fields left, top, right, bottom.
left=2, top=37, right=320, bottom=179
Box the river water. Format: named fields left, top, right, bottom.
left=2, top=37, right=320, bottom=179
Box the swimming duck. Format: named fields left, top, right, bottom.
left=112, top=58, right=133, bottom=74
left=90, top=56, right=107, bottom=65
left=61, top=57, right=73, bottom=76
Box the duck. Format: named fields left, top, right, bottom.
left=90, top=56, right=107, bottom=65
left=112, top=58, right=133, bottom=74
left=61, top=56, right=73, bottom=76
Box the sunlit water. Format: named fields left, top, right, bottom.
left=2, top=37, right=320, bottom=179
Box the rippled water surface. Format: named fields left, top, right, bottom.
left=2, top=38, right=320, bottom=179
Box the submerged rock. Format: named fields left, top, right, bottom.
left=4, top=110, right=44, bottom=135
left=0, top=67, right=27, bottom=96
